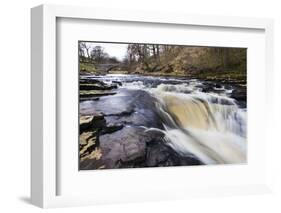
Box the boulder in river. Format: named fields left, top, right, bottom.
left=230, top=86, right=247, bottom=108
left=146, top=140, right=202, bottom=167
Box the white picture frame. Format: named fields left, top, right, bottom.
left=31, top=4, right=274, bottom=208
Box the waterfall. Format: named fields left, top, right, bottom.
left=150, top=84, right=247, bottom=165
left=89, top=74, right=247, bottom=165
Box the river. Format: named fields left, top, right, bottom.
left=80, top=74, right=247, bottom=166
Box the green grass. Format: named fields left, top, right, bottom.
left=80, top=62, right=97, bottom=73
left=79, top=61, right=246, bottom=84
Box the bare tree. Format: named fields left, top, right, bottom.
left=90, top=46, right=108, bottom=63
left=79, top=42, right=91, bottom=59
left=78, top=43, right=84, bottom=57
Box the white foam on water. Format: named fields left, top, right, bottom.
left=149, top=83, right=247, bottom=164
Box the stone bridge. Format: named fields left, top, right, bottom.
left=96, top=63, right=122, bottom=73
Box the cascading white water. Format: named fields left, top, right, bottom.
left=150, top=83, right=247, bottom=164
left=104, top=76, right=247, bottom=165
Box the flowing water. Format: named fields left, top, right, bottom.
left=81, top=74, right=247, bottom=165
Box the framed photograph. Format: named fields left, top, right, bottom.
left=31, top=4, right=274, bottom=208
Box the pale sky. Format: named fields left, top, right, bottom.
left=84, top=42, right=128, bottom=61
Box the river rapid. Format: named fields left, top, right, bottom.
left=80, top=74, right=247, bottom=165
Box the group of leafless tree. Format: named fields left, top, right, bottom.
left=124, top=44, right=176, bottom=72
left=79, top=42, right=118, bottom=64
left=124, top=44, right=246, bottom=73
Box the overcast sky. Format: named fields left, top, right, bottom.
left=84, top=42, right=128, bottom=61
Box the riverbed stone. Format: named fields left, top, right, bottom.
left=80, top=83, right=117, bottom=90
left=99, top=126, right=147, bottom=167
left=146, top=140, right=202, bottom=167
left=80, top=89, right=164, bottom=130
left=105, top=110, right=163, bottom=129
left=231, top=86, right=247, bottom=108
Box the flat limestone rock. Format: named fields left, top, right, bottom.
left=80, top=90, right=116, bottom=97
left=99, top=126, right=147, bottom=165
left=80, top=83, right=117, bottom=90
left=80, top=115, right=94, bottom=125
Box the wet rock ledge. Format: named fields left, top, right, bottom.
left=79, top=78, right=120, bottom=101
left=79, top=114, right=202, bottom=170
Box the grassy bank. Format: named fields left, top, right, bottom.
left=80, top=62, right=246, bottom=84
left=80, top=62, right=96, bottom=73
left=194, top=70, right=246, bottom=83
